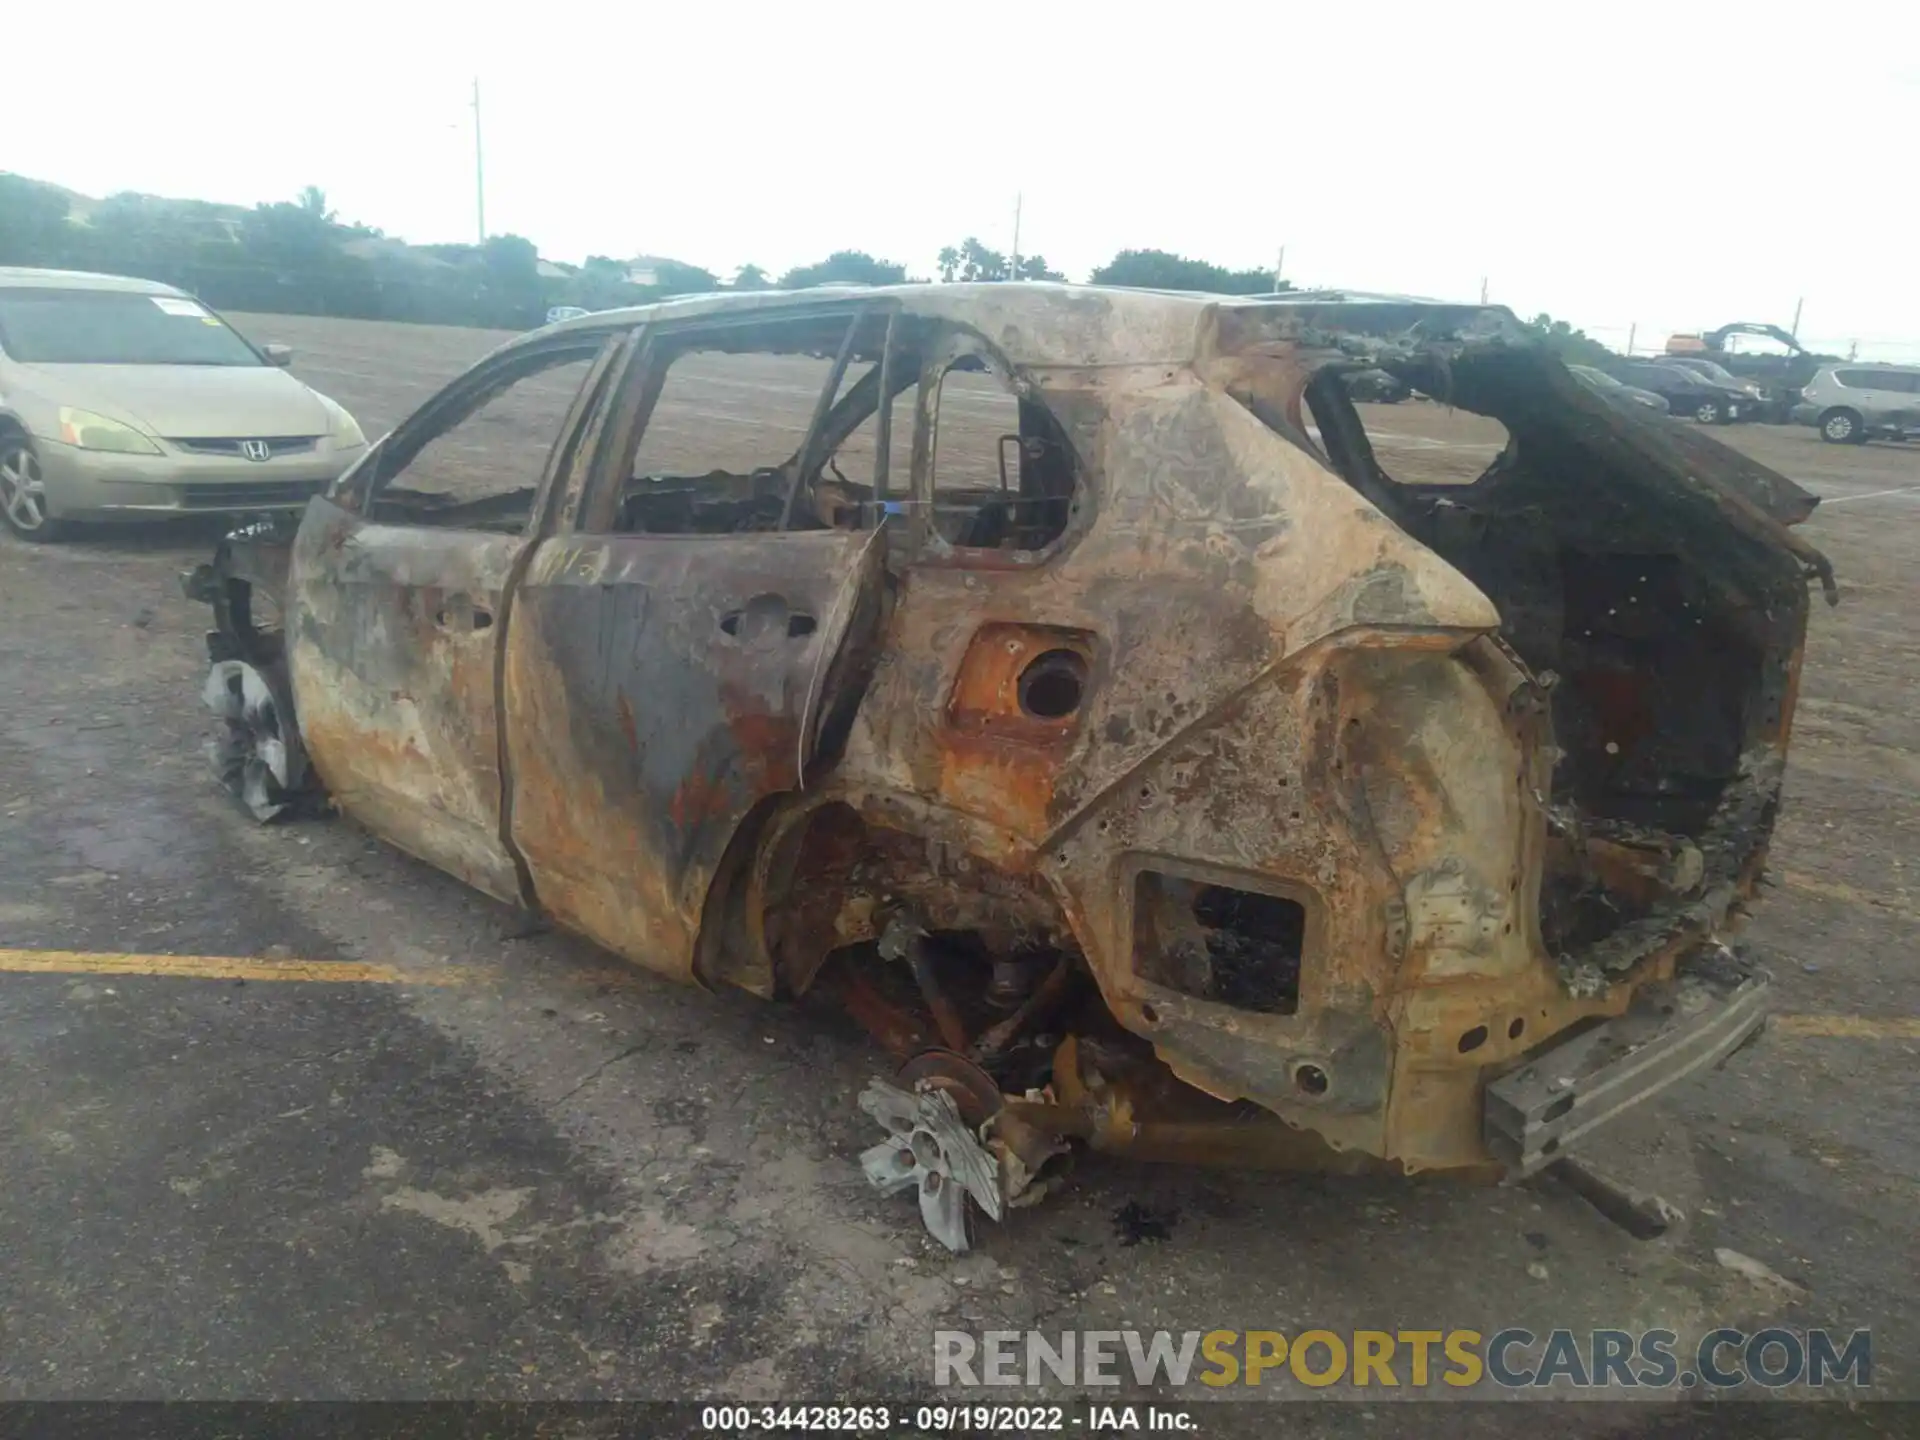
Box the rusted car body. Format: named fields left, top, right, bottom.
left=186, top=284, right=1833, bottom=1246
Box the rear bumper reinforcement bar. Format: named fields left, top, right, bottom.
left=1485, top=945, right=1771, bottom=1177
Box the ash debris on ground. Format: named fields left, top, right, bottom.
left=1112, top=1200, right=1179, bottom=1246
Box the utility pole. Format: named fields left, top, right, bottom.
left=472, top=77, right=487, bottom=244
left=1790, top=296, right=1804, bottom=341
left=1010, top=192, right=1022, bottom=280
left=1479, top=276, right=1489, bottom=304
left=1626, top=322, right=1637, bottom=356
left=1274, top=245, right=1286, bottom=290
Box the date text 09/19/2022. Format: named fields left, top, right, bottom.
left=698, top=1404, right=1195, bottom=1432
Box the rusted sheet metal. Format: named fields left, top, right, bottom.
left=1005, top=1034, right=1402, bottom=1176
left=500, top=528, right=884, bottom=984
left=286, top=497, right=527, bottom=904
left=822, top=952, right=928, bottom=1058
left=834, top=379, right=1502, bottom=848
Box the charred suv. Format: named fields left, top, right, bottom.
left=184, top=285, right=1833, bottom=1249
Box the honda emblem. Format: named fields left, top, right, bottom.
left=240, top=440, right=272, bottom=462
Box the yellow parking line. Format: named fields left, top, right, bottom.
left=1777, top=869, right=1920, bottom=921
left=0, top=948, right=470, bottom=986
left=1774, top=1014, right=1920, bottom=1040
left=3, top=953, right=1912, bottom=1042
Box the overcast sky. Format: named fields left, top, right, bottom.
left=12, top=2, right=1920, bottom=358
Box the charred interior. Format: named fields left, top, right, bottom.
left=1295, top=343, right=1814, bottom=972
left=1134, top=872, right=1305, bottom=1015
left=608, top=309, right=1080, bottom=554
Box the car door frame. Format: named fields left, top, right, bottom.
left=499, top=303, right=894, bottom=992
left=285, top=326, right=629, bottom=904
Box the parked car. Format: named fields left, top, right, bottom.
left=1568, top=364, right=1670, bottom=414
left=544, top=305, right=591, bottom=326
left=0, top=267, right=367, bottom=542
left=1665, top=323, right=1831, bottom=421
left=1790, top=363, right=1920, bottom=444
left=1660, top=356, right=1771, bottom=414
left=1615, top=361, right=1749, bottom=424
left=183, top=285, right=1826, bottom=1251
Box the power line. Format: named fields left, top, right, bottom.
left=472, top=78, right=486, bottom=244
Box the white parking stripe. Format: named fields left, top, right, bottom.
left=1818, top=484, right=1920, bottom=505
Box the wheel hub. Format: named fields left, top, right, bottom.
left=896, top=1048, right=1006, bottom=1127
left=0, top=444, right=47, bottom=532
left=202, top=659, right=308, bottom=821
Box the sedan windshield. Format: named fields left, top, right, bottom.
left=1572, top=366, right=1622, bottom=389
left=1686, top=360, right=1742, bottom=385
left=0, top=289, right=262, bottom=366
left=1641, top=366, right=1701, bottom=386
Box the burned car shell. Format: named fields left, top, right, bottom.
left=188, top=284, right=1832, bottom=1186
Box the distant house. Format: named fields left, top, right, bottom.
left=341, top=236, right=457, bottom=272
left=536, top=259, right=577, bottom=280
left=63, top=193, right=246, bottom=246
left=621, top=254, right=697, bottom=287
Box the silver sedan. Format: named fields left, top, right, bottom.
left=0, top=267, right=367, bottom=542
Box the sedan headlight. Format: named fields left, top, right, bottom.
left=58, top=407, right=161, bottom=455
left=316, top=394, right=367, bottom=448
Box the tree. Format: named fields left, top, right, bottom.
left=245, top=200, right=341, bottom=269
left=956, top=237, right=1006, bottom=282
left=0, top=174, right=74, bottom=266
left=731, top=263, right=771, bottom=290
left=478, top=233, right=543, bottom=323
left=937, top=238, right=1063, bottom=283
left=779, top=250, right=907, bottom=288
left=297, top=185, right=335, bottom=222
left=1523, top=313, right=1616, bottom=368
left=482, top=233, right=538, bottom=284
left=1089, top=248, right=1286, bottom=295
left=652, top=259, right=719, bottom=297
left=933, top=237, right=992, bottom=282
left=232, top=199, right=373, bottom=316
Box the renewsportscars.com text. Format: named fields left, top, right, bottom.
left=934, top=1327, right=1872, bottom=1392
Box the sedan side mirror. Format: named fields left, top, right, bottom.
left=261, top=343, right=294, bottom=367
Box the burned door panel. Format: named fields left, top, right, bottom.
left=287, top=497, right=526, bottom=903
left=502, top=529, right=885, bottom=983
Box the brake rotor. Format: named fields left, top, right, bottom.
left=896, top=1048, right=1004, bottom=1129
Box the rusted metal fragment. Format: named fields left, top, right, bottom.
left=989, top=1107, right=1073, bottom=1210
left=887, top=924, right=972, bottom=1054
left=1015, top=1034, right=1392, bottom=1175
left=1556, top=752, right=1786, bottom=994
left=1548, top=1156, right=1686, bottom=1241
left=822, top=955, right=927, bottom=1059
left=971, top=953, right=1078, bottom=1065
left=1549, top=829, right=1704, bottom=911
